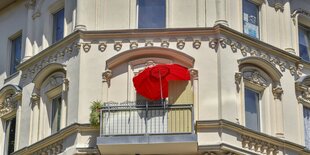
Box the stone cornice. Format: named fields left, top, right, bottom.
left=12, top=123, right=98, bottom=155
left=18, top=25, right=307, bottom=77
left=196, top=120, right=310, bottom=154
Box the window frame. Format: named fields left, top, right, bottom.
left=242, top=0, right=261, bottom=39
left=51, top=95, right=62, bottom=134
left=9, top=34, right=22, bottom=75
left=298, top=24, right=310, bottom=61
left=137, top=0, right=166, bottom=29
left=244, top=87, right=261, bottom=132
left=3, top=116, right=16, bottom=155
left=52, top=8, right=65, bottom=43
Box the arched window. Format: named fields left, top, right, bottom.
left=30, top=64, right=68, bottom=143
left=0, top=85, right=21, bottom=155
left=237, top=57, right=283, bottom=136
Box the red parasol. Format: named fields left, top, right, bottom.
left=133, top=64, right=190, bottom=100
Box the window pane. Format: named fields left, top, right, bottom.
left=299, top=26, right=310, bottom=61
left=304, top=107, right=310, bottom=149
left=53, top=9, right=64, bottom=43
left=4, top=117, right=16, bottom=155
left=51, top=96, right=62, bottom=133
left=245, top=88, right=260, bottom=131
left=243, top=0, right=259, bottom=39
left=10, top=35, right=22, bottom=74
left=138, top=0, right=166, bottom=28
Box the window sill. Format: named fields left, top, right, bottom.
left=4, top=71, right=20, bottom=84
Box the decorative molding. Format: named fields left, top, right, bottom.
left=130, top=42, right=138, bottom=49
left=235, top=72, right=242, bottom=92
left=161, top=41, right=169, bottom=48
left=102, top=70, right=112, bottom=86
left=145, top=60, right=156, bottom=68
left=193, top=40, right=201, bottom=49
left=296, top=82, right=310, bottom=105
left=82, top=43, right=91, bottom=52
left=189, top=68, right=198, bottom=80
left=114, top=42, right=122, bottom=51
left=0, top=94, right=18, bottom=117
left=272, top=83, right=283, bottom=100
left=291, top=9, right=310, bottom=25
left=25, top=0, right=36, bottom=9
left=98, top=43, right=107, bottom=52
left=274, top=2, right=284, bottom=12
left=145, top=41, right=153, bottom=47
left=31, top=93, right=40, bottom=105
left=241, top=135, right=279, bottom=155
left=243, top=70, right=268, bottom=87
left=32, top=140, right=63, bottom=155
left=177, top=40, right=185, bottom=50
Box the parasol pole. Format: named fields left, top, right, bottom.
left=158, top=70, right=165, bottom=132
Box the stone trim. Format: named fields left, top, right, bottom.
left=196, top=120, right=310, bottom=154
left=12, top=123, right=98, bottom=155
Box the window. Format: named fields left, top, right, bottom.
left=243, top=0, right=260, bottom=39
left=52, top=9, right=64, bottom=43
left=10, top=35, right=22, bottom=75
left=137, top=0, right=166, bottom=28
left=4, top=117, right=16, bottom=155
left=299, top=25, right=310, bottom=61
left=51, top=96, right=62, bottom=134
left=304, top=106, right=310, bottom=149
left=244, top=88, right=260, bottom=131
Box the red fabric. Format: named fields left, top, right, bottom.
left=133, top=64, right=190, bottom=100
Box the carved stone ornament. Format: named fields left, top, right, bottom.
left=83, top=43, right=91, bottom=52
left=241, top=135, right=279, bottom=155
left=296, top=64, right=303, bottom=79
left=145, top=41, right=154, bottom=47
left=31, top=93, right=40, bottom=105
left=296, top=82, right=310, bottom=104
left=189, top=68, right=198, bottom=80
left=33, top=140, right=63, bottom=155
left=114, top=42, right=122, bottom=51
left=102, top=70, right=112, bottom=86
left=274, top=2, right=284, bottom=12
left=98, top=43, right=107, bottom=52
left=240, top=46, right=249, bottom=56
left=161, top=41, right=169, bottom=48
left=235, top=72, right=242, bottom=92
left=243, top=71, right=268, bottom=87
left=0, top=94, right=17, bottom=117
left=25, top=0, right=36, bottom=9
left=177, top=40, right=185, bottom=50
left=193, top=40, right=201, bottom=49
left=145, top=60, right=156, bottom=67
left=130, top=42, right=138, bottom=49
left=272, top=84, right=283, bottom=100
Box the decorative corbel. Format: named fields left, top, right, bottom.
left=98, top=43, right=107, bottom=52
left=130, top=42, right=138, bottom=49
left=102, top=70, right=112, bottom=87
left=193, top=40, right=201, bottom=49
left=161, top=41, right=169, bottom=48
left=83, top=43, right=91, bottom=52
left=189, top=68, right=198, bottom=80
left=145, top=41, right=153, bottom=47
left=145, top=60, right=156, bottom=68
left=31, top=93, right=40, bottom=105
left=177, top=40, right=185, bottom=50
left=235, top=72, right=242, bottom=92
left=63, top=78, right=69, bottom=91
left=296, top=64, right=303, bottom=79
left=272, top=83, right=283, bottom=100
left=114, top=42, right=122, bottom=51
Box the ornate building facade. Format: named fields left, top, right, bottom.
left=0, top=0, right=310, bottom=154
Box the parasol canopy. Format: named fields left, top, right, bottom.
left=133, top=64, right=190, bottom=100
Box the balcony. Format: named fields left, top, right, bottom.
left=97, top=102, right=197, bottom=154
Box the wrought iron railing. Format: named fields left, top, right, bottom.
left=100, top=102, right=194, bottom=136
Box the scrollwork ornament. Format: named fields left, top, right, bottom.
left=289, top=66, right=296, bottom=76
left=114, top=42, right=122, bottom=51
left=296, top=64, right=303, bottom=78
left=98, top=43, right=107, bottom=52
left=193, top=40, right=201, bottom=49
left=240, top=46, right=249, bottom=56
left=272, top=84, right=283, bottom=100
left=279, top=61, right=286, bottom=72
left=177, top=40, right=185, bottom=50
left=230, top=41, right=240, bottom=53
left=83, top=43, right=91, bottom=52
left=235, top=72, right=242, bottom=92
left=209, top=38, right=218, bottom=49
left=189, top=68, right=198, bottom=80
left=161, top=41, right=169, bottom=48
